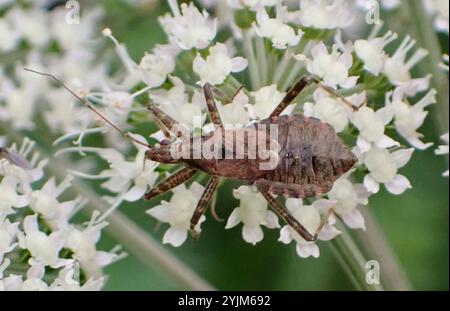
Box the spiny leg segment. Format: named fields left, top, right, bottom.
left=144, top=167, right=198, bottom=200
left=269, top=75, right=357, bottom=118
left=203, top=83, right=224, bottom=130
left=256, top=183, right=315, bottom=242
left=190, top=175, right=220, bottom=238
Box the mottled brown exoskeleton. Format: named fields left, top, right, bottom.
left=145, top=75, right=357, bottom=242
left=25, top=68, right=357, bottom=242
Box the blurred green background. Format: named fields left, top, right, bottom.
left=81, top=1, right=450, bottom=290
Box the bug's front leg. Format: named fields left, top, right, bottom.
left=190, top=175, right=220, bottom=239
left=144, top=166, right=198, bottom=200
left=255, top=179, right=315, bottom=242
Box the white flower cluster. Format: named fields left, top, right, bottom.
left=84, top=0, right=436, bottom=257
left=0, top=139, right=120, bottom=290
left=0, top=0, right=443, bottom=261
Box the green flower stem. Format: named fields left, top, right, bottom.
left=256, top=36, right=268, bottom=86
left=405, top=0, right=449, bottom=133
left=2, top=126, right=215, bottom=291
left=356, top=209, right=412, bottom=291
left=329, top=223, right=384, bottom=291
left=243, top=30, right=260, bottom=90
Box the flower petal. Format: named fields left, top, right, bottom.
left=225, top=208, right=241, bottom=229
left=342, top=209, right=366, bottom=230
left=385, top=174, right=411, bottom=195
left=162, top=227, right=187, bottom=247
left=242, top=225, right=264, bottom=245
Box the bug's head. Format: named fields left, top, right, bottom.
left=145, top=139, right=177, bottom=164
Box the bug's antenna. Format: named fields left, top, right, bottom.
left=24, top=68, right=151, bottom=148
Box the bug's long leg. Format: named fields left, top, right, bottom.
left=313, top=207, right=335, bottom=240
left=211, top=85, right=244, bottom=105
left=190, top=175, right=220, bottom=238
left=144, top=166, right=198, bottom=200
left=203, top=83, right=224, bottom=130
left=269, top=75, right=318, bottom=118
left=269, top=75, right=358, bottom=118
left=147, top=104, right=180, bottom=136
left=257, top=186, right=315, bottom=242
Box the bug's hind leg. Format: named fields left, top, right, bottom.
left=203, top=83, right=224, bottom=130
left=269, top=75, right=360, bottom=118
left=269, top=75, right=319, bottom=118
left=190, top=175, right=220, bottom=239
left=255, top=180, right=315, bottom=242
left=144, top=167, right=198, bottom=200
left=312, top=207, right=336, bottom=240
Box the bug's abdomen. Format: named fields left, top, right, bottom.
left=261, top=115, right=356, bottom=198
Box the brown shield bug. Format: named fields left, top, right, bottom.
left=25, top=68, right=357, bottom=242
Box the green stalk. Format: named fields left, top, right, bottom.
left=256, top=36, right=268, bottom=86
left=405, top=0, right=449, bottom=133
left=356, top=209, right=412, bottom=291
left=329, top=223, right=384, bottom=291
left=1, top=126, right=215, bottom=291
left=243, top=30, right=260, bottom=90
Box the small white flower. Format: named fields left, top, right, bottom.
left=146, top=182, right=206, bottom=247
left=217, top=90, right=251, bottom=126
left=0, top=176, right=29, bottom=216
left=296, top=0, right=354, bottom=29
left=303, top=42, right=358, bottom=89
left=29, top=176, right=78, bottom=230
left=383, top=36, right=431, bottom=96
left=193, top=43, right=248, bottom=85
left=96, top=135, right=159, bottom=202
left=248, top=84, right=288, bottom=120
left=327, top=178, right=370, bottom=230
left=254, top=6, right=302, bottom=49
left=9, top=8, right=50, bottom=48
left=0, top=16, right=20, bottom=52
left=361, top=146, right=414, bottom=195
left=354, top=31, right=397, bottom=76
left=50, top=264, right=105, bottom=291
left=303, top=88, right=358, bottom=132
left=385, top=88, right=436, bottom=150
left=18, top=215, right=72, bottom=268
left=435, top=133, right=449, bottom=177
left=225, top=186, right=280, bottom=245
left=139, top=43, right=180, bottom=88
left=65, top=219, right=116, bottom=278
left=150, top=76, right=206, bottom=130
left=160, top=1, right=217, bottom=50
left=351, top=106, right=398, bottom=153
left=0, top=216, right=19, bottom=261
left=279, top=198, right=340, bottom=258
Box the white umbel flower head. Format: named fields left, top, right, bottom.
left=146, top=182, right=206, bottom=247
left=225, top=186, right=280, bottom=245
left=254, top=6, right=302, bottom=49
left=247, top=84, right=288, bottom=120
left=385, top=88, right=436, bottom=150
left=351, top=106, right=398, bottom=153
left=18, top=215, right=72, bottom=268
left=383, top=36, right=431, bottom=96
left=361, top=146, right=414, bottom=195
left=138, top=43, right=180, bottom=88
left=302, top=42, right=358, bottom=89
left=354, top=31, right=398, bottom=76
left=160, top=0, right=217, bottom=50
left=327, top=178, right=370, bottom=230
left=297, top=0, right=354, bottom=29
left=193, top=43, right=248, bottom=85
